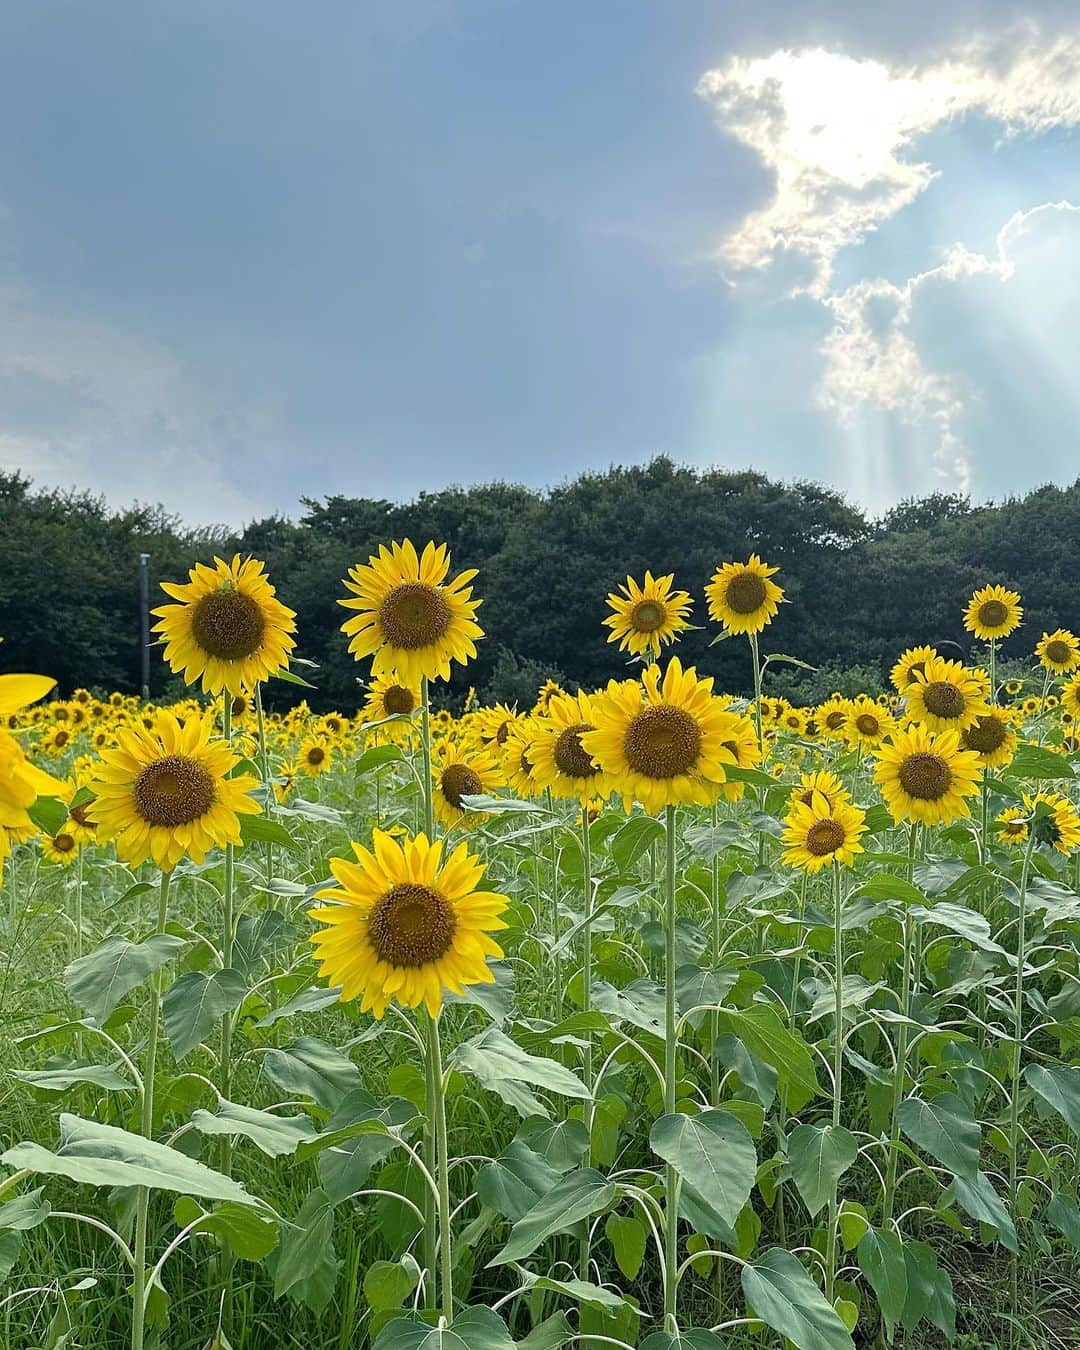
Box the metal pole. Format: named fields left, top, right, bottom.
left=139, top=552, right=151, bottom=701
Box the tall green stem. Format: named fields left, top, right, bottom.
left=220, top=697, right=236, bottom=1163
left=131, top=867, right=171, bottom=1350
left=547, top=788, right=563, bottom=1018
left=579, top=805, right=595, bottom=1284
left=883, top=824, right=918, bottom=1226
left=663, top=804, right=680, bottom=1323
left=709, top=800, right=721, bottom=1108
left=1009, top=827, right=1038, bottom=1329
left=826, top=862, right=844, bottom=1303
left=418, top=675, right=438, bottom=1297
left=425, top=1013, right=453, bottom=1322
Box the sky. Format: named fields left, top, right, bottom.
left=2, top=0, right=1080, bottom=526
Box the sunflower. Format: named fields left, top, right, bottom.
left=309, top=829, right=509, bottom=1019
left=890, top=645, right=939, bottom=695
left=339, top=539, right=483, bottom=686
left=960, top=707, right=1018, bottom=769
left=580, top=658, right=746, bottom=814
left=274, top=761, right=298, bottom=804
left=604, top=570, right=693, bottom=659
left=963, top=584, right=1022, bottom=641
left=873, top=724, right=983, bottom=827
left=432, top=736, right=504, bottom=831
left=904, top=656, right=990, bottom=734
left=89, top=713, right=260, bottom=869
left=778, top=706, right=809, bottom=737
left=817, top=694, right=851, bottom=741
left=42, top=726, right=76, bottom=758
left=533, top=678, right=564, bottom=715
left=1061, top=673, right=1080, bottom=721
left=297, top=736, right=334, bottom=777
left=0, top=675, right=67, bottom=879
left=1036, top=630, right=1080, bottom=675
left=1026, top=791, right=1080, bottom=854
left=42, top=829, right=81, bottom=865
left=845, top=695, right=894, bottom=749
left=472, top=703, right=520, bottom=748
left=501, top=719, right=543, bottom=799
left=716, top=711, right=764, bottom=803
left=1021, top=696, right=1041, bottom=717
left=529, top=690, right=611, bottom=806
left=1004, top=679, right=1024, bottom=697
left=790, top=769, right=850, bottom=812
left=781, top=792, right=866, bottom=873
left=153, top=555, right=297, bottom=697
left=704, top=555, right=783, bottom=635
left=995, top=807, right=1029, bottom=846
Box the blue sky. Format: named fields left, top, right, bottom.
left=2, top=0, right=1080, bottom=525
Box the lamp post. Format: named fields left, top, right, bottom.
left=139, top=553, right=151, bottom=701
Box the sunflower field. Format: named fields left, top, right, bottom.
left=1, top=548, right=1079, bottom=1350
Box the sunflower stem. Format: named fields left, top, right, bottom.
left=219, top=696, right=236, bottom=1168
left=709, top=800, right=721, bottom=1108
left=419, top=675, right=439, bottom=1297
left=883, top=822, right=918, bottom=1226
left=425, top=1012, right=454, bottom=1323
left=662, top=802, right=680, bottom=1322
left=579, top=803, right=595, bottom=1286
left=1009, top=825, right=1038, bottom=1333
left=131, top=866, right=171, bottom=1350
left=546, top=788, right=563, bottom=1018
left=826, top=860, right=844, bottom=1304
left=254, top=683, right=275, bottom=890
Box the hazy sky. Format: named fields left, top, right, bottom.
left=3, top=1, right=1080, bottom=526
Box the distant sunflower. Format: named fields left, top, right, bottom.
left=963, top=584, right=1022, bottom=641
left=42, top=830, right=80, bottom=865
left=874, top=724, right=983, bottom=827
left=501, top=719, right=543, bottom=799
left=274, top=761, right=298, bottom=804
left=472, top=703, right=520, bottom=748
left=603, top=570, right=693, bottom=658
left=890, top=645, right=939, bottom=694
left=297, top=736, right=334, bottom=777
left=529, top=690, right=610, bottom=806
left=339, top=539, right=483, bottom=685
left=817, top=694, right=851, bottom=741
left=581, top=657, right=745, bottom=813
left=960, top=707, right=1018, bottom=770
left=845, top=695, right=894, bottom=749
left=778, top=706, right=809, bottom=737
left=1021, top=696, right=1041, bottom=717
left=309, top=829, right=509, bottom=1019
left=995, top=807, right=1029, bottom=846
left=1037, top=630, right=1080, bottom=674
left=153, top=555, right=297, bottom=696
left=90, top=713, right=260, bottom=869
left=904, top=656, right=990, bottom=734
left=363, top=673, right=420, bottom=725
left=1004, top=679, right=1024, bottom=697
left=432, top=736, right=504, bottom=830
left=790, top=769, right=850, bottom=812
left=1025, top=790, right=1080, bottom=854
left=781, top=792, right=866, bottom=873
left=716, top=712, right=763, bottom=803
left=705, top=555, right=783, bottom=635
left=1061, top=673, right=1080, bottom=721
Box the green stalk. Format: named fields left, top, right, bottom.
left=580, top=804, right=595, bottom=1284
left=75, top=846, right=84, bottom=959
left=219, top=697, right=236, bottom=1166
left=663, top=803, right=680, bottom=1322
left=131, top=867, right=171, bottom=1350
left=425, top=1013, right=454, bottom=1322
left=709, top=800, right=721, bottom=1108
left=419, top=675, right=438, bottom=1298
left=883, top=824, right=918, bottom=1226
left=826, top=861, right=844, bottom=1303
left=1009, top=826, right=1038, bottom=1328
left=254, top=683, right=275, bottom=887
left=547, top=787, right=563, bottom=1018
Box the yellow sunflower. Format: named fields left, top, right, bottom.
left=995, top=807, right=1029, bottom=846
left=603, top=570, right=693, bottom=658
left=297, top=736, right=334, bottom=777
left=501, top=719, right=543, bottom=799
left=844, top=695, right=894, bottom=749
left=904, top=656, right=990, bottom=734
left=1061, top=673, right=1080, bottom=721
left=1026, top=791, right=1080, bottom=855
left=781, top=792, right=866, bottom=873
left=778, top=706, right=809, bottom=737
left=432, top=736, right=504, bottom=831
left=472, top=703, right=520, bottom=748
left=1037, top=630, right=1080, bottom=674
left=42, top=829, right=81, bottom=865
left=153, top=555, right=297, bottom=696
left=1004, top=679, right=1024, bottom=697
left=704, top=554, right=783, bottom=635
left=790, top=769, right=850, bottom=812
left=89, top=713, right=260, bottom=869
left=274, top=761, right=298, bottom=804
left=890, top=645, right=939, bottom=694
left=309, top=829, right=509, bottom=1019
left=963, top=584, right=1022, bottom=641
left=580, top=657, right=747, bottom=814
left=339, top=539, right=484, bottom=685
left=717, top=712, right=764, bottom=803
left=0, top=675, right=67, bottom=880
left=529, top=690, right=611, bottom=806
left=873, top=724, right=983, bottom=827
left=817, top=694, right=851, bottom=741
left=960, top=707, right=1018, bottom=770
left=1021, top=696, right=1041, bottom=717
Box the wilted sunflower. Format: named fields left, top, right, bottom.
left=529, top=690, right=610, bottom=806
left=339, top=539, right=483, bottom=685
left=90, top=713, right=260, bottom=869
left=704, top=555, right=783, bottom=635
left=309, top=829, right=509, bottom=1019
left=904, top=656, right=990, bottom=734
left=42, top=829, right=80, bottom=865
left=817, top=694, right=851, bottom=741
left=154, top=555, right=297, bottom=697
left=791, top=769, right=850, bottom=812
left=1036, top=629, right=1080, bottom=674
left=1025, top=791, right=1080, bottom=854
left=297, top=736, right=334, bottom=777
left=890, top=645, right=939, bottom=694
left=781, top=792, right=866, bottom=873
left=874, top=724, right=983, bottom=827
left=963, top=584, right=1022, bottom=641
left=960, top=707, right=1018, bottom=769
left=581, top=657, right=746, bottom=813
left=845, top=695, right=894, bottom=748
left=432, top=736, right=504, bottom=830
left=603, top=570, right=693, bottom=658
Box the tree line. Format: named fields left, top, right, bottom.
left=2, top=458, right=1076, bottom=710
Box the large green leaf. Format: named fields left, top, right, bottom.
left=515, top=1116, right=590, bottom=1173
left=163, top=969, right=248, bottom=1060
left=476, top=1139, right=562, bottom=1222
left=591, top=980, right=666, bottom=1037
left=191, top=1099, right=318, bottom=1158
left=0, top=1188, right=50, bottom=1232
left=900, top=1239, right=955, bottom=1339
left=64, top=934, right=186, bottom=1022
left=605, top=1213, right=646, bottom=1281
left=263, top=1037, right=362, bottom=1110
left=174, top=1196, right=279, bottom=1262
left=909, top=903, right=1009, bottom=959
left=640, top=1333, right=727, bottom=1350
left=1024, top=1063, right=1080, bottom=1136
left=650, top=1109, right=756, bottom=1231
left=11, top=1064, right=134, bottom=1094
left=741, top=1247, right=855, bottom=1350
left=716, top=1004, right=820, bottom=1112
left=375, top=1306, right=515, bottom=1350
left=489, top=1168, right=616, bottom=1265
left=1008, top=743, right=1077, bottom=780
left=857, top=1227, right=907, bottom=1332
left=272, top=1188, right=339, bottom=1313
left=950, top=1170, right=1017, bottom=1252
left=897, top=1093, right=980, bottom=1179
left=317, top=1089, right=417, bottom=1204
left=452, top=1027, right=589, bottom=1119
left=787, top=1124, right=857, bottom=1218
left=1047, top=1191, right=1080, bottom=1248
left=1, top=1114, right=258, bottom=1205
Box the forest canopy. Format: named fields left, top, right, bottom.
left=2, top=458, right=1076, bottom=710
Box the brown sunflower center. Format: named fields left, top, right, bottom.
left=554, top=724, right=599, bottom=779
left=631, top=599, right=667, bottom=633
left=54, top=730, right=70, bottom=747
left=191, top=587, right=266, bottom=661
left=441, top=762, right=482, bottom=808
left=825, top=710, right=847, bottom=730
left=231, top=695, right=249, bottom=717
left=805, top=818, right=845, bottom=857
left=922, top=681, right=965, bottom=720
left=379, top=583, right=451, bottom=650
left=962, top=715, right=1007, bottom=754
left=382, top=684, right=416, bottom=716
left=724, top=572, right=767, bottom=615
left=1002, top=816, right=1027, bottom=836
left=134, top=755, right=216, bottom=826
left=519, top=746, right=534, bottom=774
left=52, top=832, right=76, bottom=853
left=898, top=752, right=952, bottom=801
left=1045, top=640, right=1072, bottom=665
left=906, top=661, right=926, bottom=686
left=977, top=599, right=1008, bottom=628
left=368, top=883, right=457, bottom=967
left=306, top=746, right=326, bottom=766
left=624, top=705, right=702, bottom=779
left=855, top=714, right=880, bottom=736
left=495, top=720, right=511, bottom=745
